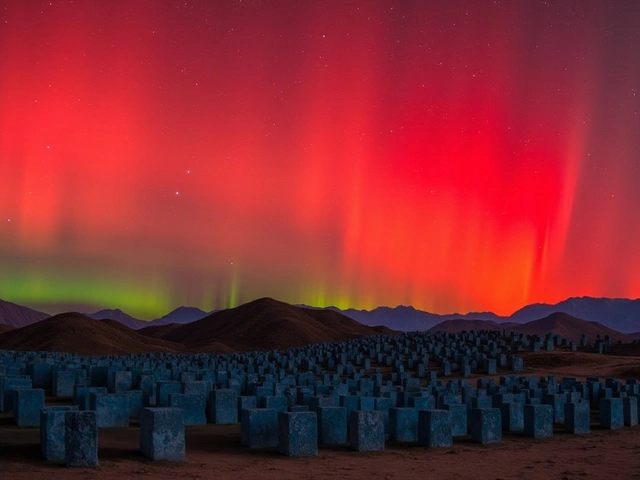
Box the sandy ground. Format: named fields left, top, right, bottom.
left=2, top=350, right=640, bottom=480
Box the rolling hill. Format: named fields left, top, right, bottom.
left=152, top=297, right=390, bottom=352
left=0, top=312, right=188, bottom=356
left=87, top=308, right=150, bottom=330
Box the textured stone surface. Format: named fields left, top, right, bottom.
left=41, top=406, right=79, bottom=462
left=1, top=376, right=32, bottom=413
left=241, top=408, right=278, bottom=448
left=565, top=400, right=590, bottom=434
left=599, top=398, right=623, bottom=429
left=169, top=393, right=206, bottom=426
left=389, top=407, right=418, bottom=442
left=418, top=409, right=452, bottom=448
left=470, top=408, right=502, bottom=444
left=317, top=406, right=347, bottom=445
left=349, top=410, right=385, bottom=452
left=90, top=393, right=129, bottom=428
left=500, top=402, right=524, bottom=432
left=209, top=389, right=239, bottom=424
left=13, top=388, right=45, bottom=426
left=444, top=403, right=468, bottom=436
left=623, top=396, right=638, bottom=427
left=278, top=411, right=318, bottom=457
left=524, top=404, right=553, bottom=438
left=65, top=410, right=98, bottom=467
left=140, top=408, right=185, bottom=462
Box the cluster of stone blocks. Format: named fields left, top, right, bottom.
left=1, top=329, right=640, bottom=466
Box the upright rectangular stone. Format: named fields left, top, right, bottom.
left=417, top=409, right=452, bottom=448
left=444, top=403, right=468, bottom=436
left=40, top=406, right=79, bottom=462
left=65, top=411, right=98, bottom=467
left=389, top=407, right=418, bottom=442
left=349, top=410, right=385, bottom=451
left=564, top=401, right=590, bottom=434
left=170, top=393, right=206, bottom=426
left=140, top=408, right=185, bottom=461
left=470, top=408, right=502, bottom=444
left=208, top=389, right=238, bottom=424
left=317, top=406, right=347, bottom=445
left=278, top=411, right=318, bottom=457
left=241, top=408, right=278, bottom=448
left=90, top=393, right=129, bottom=428
left=599, top=398, right=623, bottom=429
left=1, top=377, right=32, bottom=413
left=524, top=404, right=553, bottom=438
left=623, top=396, right=638, bottom=426
left=53, top=370, right=76, bottom=397
left=13, top=388, right=45, bottom=426
left=501, top=402, right=524, bottom=432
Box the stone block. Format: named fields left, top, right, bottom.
left=1, top=376, right=32, bottom=413
left=258, top=395, right=288, bottom=413
left=564, top=400, right=590, bottom=434
left=156, top=381, right=181, bottom=408
left=470, top=408, right=502, bottom=444
left=53, top=370, right=76, bottom=397
left=209, top=389, right=238, bottom=424
left=13, top=388, right=44, bottom=427
left=545, top=393, right=566, bottom=424
left=89, top=393, right=129, bottom=428
left=65, top=410, right=98, bottom=467
left=417, top=409, right=452, bottom=448
left=73, top=386, right=107, bottom=411
left=349, top=410, right=385, bottom=451
left=623, top=396, right=638, bottom=426
left=170, top=393, right=206, bottom=426
left=140, top=408, right=185, bottom=461
left=238, top=395, right=258, bottom=420
left=278, top=411, right=318, bottom=457
left=40, top=406, right=79, bottom=462
left=127, top=390, right=143, bottom=419
left=389, top=407, right=418, bottom=442
left=599, top=398, right=623, bottom=429
left=444, top=403, right=467, bottom=436
left=524, top=404, right=553, bottom=438
left=317, top=406, right=347, bottom=445
left=501, top=402, right=524, bottom=431
left=241, top=408, right=278, bottom=448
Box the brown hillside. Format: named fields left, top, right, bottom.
left=512, top=312, right=630, bottom=343
left=163, top=297, right=387, bottom=351
left=0, top=312, right=188, bottom=356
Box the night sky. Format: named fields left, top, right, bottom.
left=1, top=1, right=639, bottom=319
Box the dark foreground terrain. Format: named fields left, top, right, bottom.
left=1, top=349, right=640, bottom=479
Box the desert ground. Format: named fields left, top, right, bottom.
left=2, top=349, right=640, bottom=480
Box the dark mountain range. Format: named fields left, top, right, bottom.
left=152, top=306, right=210, bottom=326
left=429, top=312, right=630, bottom=343
left=86, top=309, right=149, bottom=330
left=0, top=298, right=50, bottom=328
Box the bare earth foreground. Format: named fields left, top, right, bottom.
left=2, top=351, right=640, bottom=480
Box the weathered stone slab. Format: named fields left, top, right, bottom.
left=278, top=411, right=317, bottom=457
left=169, top=393, right=206, bottom=426
left=13, top=388, right=45, bottom=426
left=90, top=393, right=129, bottom=428
left=209, top=389, right=238, bottom=424
left=470, top=408, right=502, bottom=444
left=349, top=410, right=385, bottom=451
left=40, top=406, right=79, bottom=462
left=524, top=404, right=553, bottom=438
left=417, top=409, right=452, bottom=448
left=389, top=407, right=418, bottom=442
left=599, top=398, right=623, bottom=429
left=317, top=406, right=347, bottom=445
left=564, top=400, right=590, bottom=434
left=65, top=410, right=98, bottom=467
left=140, top=408, right=185, bottom=462
left=241, top=408, right=278, bottom=448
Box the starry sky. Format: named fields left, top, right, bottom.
left=1, top=0, right=639, bottom=320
